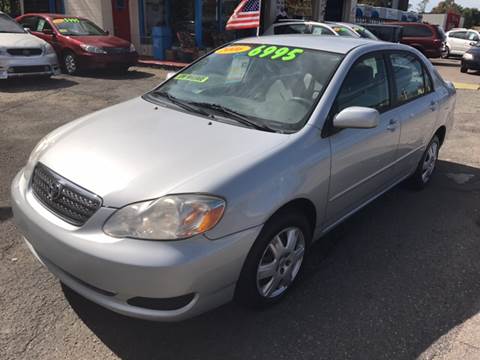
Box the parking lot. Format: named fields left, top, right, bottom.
left=1, top=60, right=480, bottom=360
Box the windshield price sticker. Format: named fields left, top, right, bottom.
left=175, top=74, right=209, bottom=83
left=216, top=45, right=251, bottom=55
left=247, top=45, right=304, bottom=61
left=53, top=18, right=80, bottom=24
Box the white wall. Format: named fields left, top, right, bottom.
left=64, top=0, right=114, bottom=33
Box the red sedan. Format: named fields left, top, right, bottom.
left=16, top=14, right=138, bottom=74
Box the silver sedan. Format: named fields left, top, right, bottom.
left=0, top=11, right=60, bottom=79
left=11, top=35, right=456, bottom=321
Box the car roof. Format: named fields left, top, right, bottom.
left=235, top=35, right=386, bottom=54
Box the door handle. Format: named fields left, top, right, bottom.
left=386, top=119, right=398, bottom=132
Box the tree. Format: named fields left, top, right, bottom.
left=416, top=0, right=430, bottom=13
left=462, top=8, right=480, bottom=28
left=431, top=0, right=463, bottom=14
left=0, top=0, right=20, bottom=16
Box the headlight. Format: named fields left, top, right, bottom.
left=463, top=53, right=474, bottom=60
left=103, top=195, right=226, bottom=240
left=129, top=43, right=136, bottom=52
left=80, top=44, right=107, bottom=54
left=43, top=43, right=55, bottom=54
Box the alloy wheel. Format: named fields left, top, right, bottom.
left=422, top=141, right=438, bottom=183
left=65, top=54, right=77, bottom=74
left=256, top=227, right=305, bottom=299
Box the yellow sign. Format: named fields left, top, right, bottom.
left=216, top=45, right=251, bottom=55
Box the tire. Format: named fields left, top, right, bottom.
left=113, top=66, right=130, bottom=74
left=441, top=46, right=450, bottom=59
left=235, top=210, right=312, bottom=308
left=408, top=135, right=440, bottom=190
left=63, top=51, right=79, bottom=75
left=461, top=64, right=468, bottom=73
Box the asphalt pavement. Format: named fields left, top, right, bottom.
left=0, top=63, right=479, bottom=360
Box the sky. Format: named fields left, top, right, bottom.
left=408, top=0, right=480, bottom=12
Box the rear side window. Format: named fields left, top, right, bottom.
left=390, top=53, right=430, bottom=104
left=402, top=25, right=433, bottom=38
left=312, top=26, right=334, bottom=36
left=19, top=16, right=38, bottom=31
left=335, top=55, right=390, bottom=113
left=274, top=24, right=309, bottom=35
left=450, top=31, right=467, bottom=39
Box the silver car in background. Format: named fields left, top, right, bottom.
left=12, top=36, right=456, bottom=321
left=0, top=11, right=60, bottom=79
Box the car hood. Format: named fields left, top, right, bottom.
left=37, top=97, right=289, bottom=207
left=0, top=32, right=46, bottom=48
left=71, top=35, right=130, bottom=48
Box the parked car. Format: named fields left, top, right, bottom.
left=265, top=20, right=360, bottom=37
left=16, top=13, right=138, bottom=75
left=362, top=23, right=403, bottom=43
left=461, top=43, right=480, bottom=73
left=390, top=22, right=447, bottom=58
left=445, top=28, right=480, bottom=58
left=0, top=11, right=60, bottom=79
left=326, top=22, right=379, bottom=40
left=12, top=35, right=456, bottom=321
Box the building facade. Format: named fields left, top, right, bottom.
left=15, top=0, right=357, bottom=59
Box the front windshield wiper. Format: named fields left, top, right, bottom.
left=189, top=102, right=277, bottom=132
left=152, top=91, right=212, bottom=118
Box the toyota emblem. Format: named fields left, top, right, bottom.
left=47, top=182, right=63, bottom=201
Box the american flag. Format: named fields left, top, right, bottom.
left=226, top=0, right=261, bottom=30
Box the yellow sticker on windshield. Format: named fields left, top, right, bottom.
left=174, top=74, right=209, bottom=83
left=53, top=18, right=80, bottom=24
left=216, top=45, right=251, bottom=55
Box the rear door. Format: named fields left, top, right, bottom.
left=325, top=53, right=401, bottom=226
left=388, top=51, right=438, bottom=178
left=450, top=31, right=467, bottom=53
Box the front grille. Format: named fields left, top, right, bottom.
left=104, top=47, right=129, bottom=55
left=31, top=163, right=102, bottom=226
left=9, top=65, right=50, bottom=74
left=7, top=48, right=42, bottom=56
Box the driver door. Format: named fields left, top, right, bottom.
left=325, top=53, right=401, bottom=227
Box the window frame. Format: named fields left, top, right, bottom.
left=387, top=50, right=435, bottom=108
left=19, top=16, right=39, bottom=31
left=322, top=51, right=392, bottom=137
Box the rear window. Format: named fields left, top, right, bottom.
left=273, top=24, right=309, bottom=35
left=402, top=25, right=433, bottom=38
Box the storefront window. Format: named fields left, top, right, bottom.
left=141, top=0, right=166, bottom=43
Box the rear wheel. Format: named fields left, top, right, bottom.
left=235, top=211, right=311, bottom=308
left=63, top=51, right=79, bottom=75
left=408, top=135, right=440, bottom=189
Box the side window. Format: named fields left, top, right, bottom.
left=19, top=16, right=38, bottom=31
left=36, top=18, right=52, bottom=32
left=273, top=24, right=308, bottom=35
left=312, top=26, right=334, bottom=36
left=403, top=25, right=432, bottom=38
left=467, top=32, right=479, bottom=42
left=335, top=55, right=390, bottom=113
left=452, top=31, right=467, bottom=39
left=390, top=53, right=429, bottom=104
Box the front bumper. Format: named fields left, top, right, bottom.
left=0, top=52, right=60, bottom=79
left=462, top=58, right=480, bottom=70
left=11, top=170, right=261, bottom=321
left=77, top=51, right=138, bottom=69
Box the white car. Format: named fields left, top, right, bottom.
left=0, top=11, right=60, bottom=79
left=264, top=21, right=359, bottom=38
left=445, top=28, right=480, bottom=57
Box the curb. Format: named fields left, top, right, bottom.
left=453, top=82, right=480, bottom=90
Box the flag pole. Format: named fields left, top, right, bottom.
left=256, top=0, right=262, bottom=36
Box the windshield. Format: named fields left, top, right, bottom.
left=0, top=14, right=25, bottom=33
left=52, top=17, right=106, bottom=36
left=146, top=44, right=343, bottom=132
left=332, top=25, right=359, bottom=37
left=352, top=25, right=378, bottom=40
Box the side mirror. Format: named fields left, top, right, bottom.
left=24, top=27, right=30, bottom=32
left=42, top=28, right=54, bottom=35
left=470, top=41, right=478, bottom=46
left=333, top=107, right=380, bottom=129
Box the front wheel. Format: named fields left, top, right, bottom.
left=63, top=52, right=79, bottom=75
left=461, top=64, right=468, bottom=73
left=408, top=135, right=440, bottom=189
left=235, top=211, right=311, bottom=308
